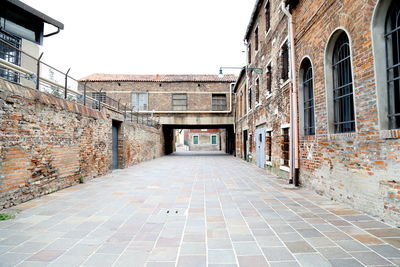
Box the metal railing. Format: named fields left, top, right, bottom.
left=0, top=37, right=160, bottom=128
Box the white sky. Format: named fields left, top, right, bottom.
left=20, top=0, right=256, bottom=79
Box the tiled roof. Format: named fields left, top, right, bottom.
left=80, top=74, right=237, bottom=83
left=244, top=0, right=264, bottom=41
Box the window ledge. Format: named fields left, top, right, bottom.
left=328, top=132, right=357, bottom=141
left=265, top=29, right=271, bottom=37
left=380, top=129, right=400, bottom=139
left=266, top=161, right=273, bottom=166
left=265, top=93, right=272, bottom=100
left=280, top=166, right=290, bottom=172
left=280, top=79, right=291, bottom=88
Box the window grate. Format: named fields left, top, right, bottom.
left=266, top=131, right=272, bottom=162
left=281, top=43, right=289, bottom=81
left=0, top=30, right=21, bottom=83
left=255, top=27, right=259, bottom=51
left=265, top=2, right=271, bottom=33
left=385, top=2, right=400, bottom=129
left=212, top=94, right=227, bottom=111
left=302, top=60, right=315, bottom=135
left=172, top=94, right=187, bottom=111
left=282, top=128, right=289, bottom=167
left=255, top=78, right=260, bottom=104
left=332, top=32, right=355, bottom=133
left=266, top=65, right=272, bottom=95
left=132, top=92, right=148, bottom=111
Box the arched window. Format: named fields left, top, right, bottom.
left=385, top=2, right=400, bottom=129
left=332, top=32, right=355, bottom=133
left=302, top=59, right=315, bottom=135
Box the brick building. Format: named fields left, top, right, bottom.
left=234, top=0, right=293, bottom=179
left=0, top=0, right=64, bottom=88
left=186, top=129, right=226, bottom=152
left=282, top=0, right=400, bottom=225
left=80, top=74, right=237, bottom=154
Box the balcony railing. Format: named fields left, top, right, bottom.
left=0, top=37, right=160, bottom=128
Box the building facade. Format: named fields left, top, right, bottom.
left=0, top=0, right=63, bottom=87
left=285, top=0, right=400, bottom=225
left=80, top=74, right=237, bottom=154
left=187, top=129, right=226, bottom=152
left=234, top=0, right=293, bottom=178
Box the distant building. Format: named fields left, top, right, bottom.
left=80, top=74, right=237, bottom=154
left=187, top=129, right=226, bottom=152
left=0, top=0, right=63, bottom=85
left=234, top=0, right=292, bottom=178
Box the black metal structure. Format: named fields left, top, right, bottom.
left=212, top=94, right=227, bottom=111
left=282, top=128, right=290, bottom=167
left=302, top=59, right=315, bottom=135
left=332, top=32, right=355, bottom=133
left=0, top=30, right=20, bottom=83
left=281, top=43, right=289, bottom=81
left=172, top=94, right=187, bottom=111
left=385, top=1, right=400, bottom=129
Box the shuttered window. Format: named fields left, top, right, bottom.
left=332, top=32, right=355, bottom=133
left=172, top=94, right=187, bottom=111
left=132, top=92, right=148, bottom=111
left=212, top=94, right=227, bottom=111
left=386, top=2, right=400, bottom=129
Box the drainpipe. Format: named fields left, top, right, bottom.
left=281, top=2, right=300, bottom=186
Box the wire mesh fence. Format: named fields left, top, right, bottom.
left=0, top=37, right=160, bottom=128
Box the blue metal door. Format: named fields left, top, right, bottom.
left=112, top=123, right=119, bottom=169
left=256, top=128, right=265, bottom=168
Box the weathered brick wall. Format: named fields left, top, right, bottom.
left=0, top=79, right=164, bottom=209
left=292, top=0, right=400, bottom=225
left=84, top=81, right=232, bottom=112
left=235, top=0, right=292, bottom=178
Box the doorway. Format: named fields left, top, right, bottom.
left=255, top=127, right=265, bottom=168
left=112, top=121, right=121, bottom=169
left=243, top=130, right=248, bottom=161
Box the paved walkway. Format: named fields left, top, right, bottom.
left=1, top=152, right=400, bottom=267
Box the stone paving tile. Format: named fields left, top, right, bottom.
left=269, top=262, right=300, bottom=267
left=1, top=153, right=400, bottom=266
left=351, top=251, right=395, bottom=265
left=329, top=258, right=363, bottom=267
left=208, top=249, right=237, bottom=264
left=262, top=247, right=294, bottom=261
left=177, top=255, right=206, bottom=267
left=294, top=253, right=332, bottom=267
left=237, top=255, right=269, bottom=267
left=81, top=253, right=119, bottom=266
left=285, top=241, right=316, bottom=253
left=233, top=241, right=263, bottom=256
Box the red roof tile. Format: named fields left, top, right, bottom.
left=79, top=74, right=237, bottom=83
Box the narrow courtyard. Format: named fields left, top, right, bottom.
left=0, top=153, right=399, bottom=267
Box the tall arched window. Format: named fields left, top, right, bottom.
left=386, top=2, right=400, bottom=129
left=302, top=59, right=315, bottom=135
left=332, top=32, right=355, bottom=133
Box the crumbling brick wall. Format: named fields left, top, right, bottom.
left=292, top=0, right=400, bottom=225
left=0, top=80, right=164, bottom=209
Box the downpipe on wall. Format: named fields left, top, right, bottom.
left=281, top=2, right=300, bottom=187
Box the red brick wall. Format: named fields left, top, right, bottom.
left=235, top=0, right=292, bottom=178
left=292, top=0, right=400, bottom=225
left=0, top=80, right=163, bottom=209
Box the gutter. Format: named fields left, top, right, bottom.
left=281, top=1, right=300, bottom=186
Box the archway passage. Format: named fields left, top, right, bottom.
left=162, top=124, right=235, bottom=155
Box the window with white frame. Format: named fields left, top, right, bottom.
left=332, top=32, right=355, bottom=133
left=212, top=94, right=227, bottom=111
left=385, top=1, right=400, bottom=129
left=172, top=93, right=187, bottom=111
left=132, top=92, right=148, bottom=111
left=281, top=42, right=289, bottom=82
